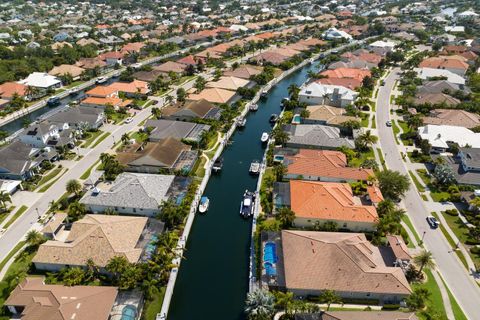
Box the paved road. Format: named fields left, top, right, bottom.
left=376, top=68, right=480, bottom=320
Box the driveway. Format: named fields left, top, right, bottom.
left=376, top=68, right=480, bottom=320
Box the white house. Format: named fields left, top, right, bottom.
left=229, top=24, right=248, bottom=32
left=418, top=125, right=480, bottom=153
left=299, top=82, right=358, bottom=107
left=18, top=72, right=61, bottom=90
left=368, top=40, right=397, bottom=51
left=322, top=27, right=352, bottom=41
left=457, top=10, right=478, bottom=20
left=414, top=68, right=466, bottom=85
left=445, top=26, right=465, bottom=33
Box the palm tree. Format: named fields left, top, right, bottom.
left=68, top=201, right=86, bottom=221
left=414, top=250, right=435, bottom=273
left=407, top=114, right=423, bottom=130
left=276, top=207, right=295, bottom=228
left=244, top=289, right=275, bottom=320
left=288, top=84, right=300, bottom=101
left=151, top=107, right=162, bottom=119
left=121, top=133, right=130, bottom=145
left=25, top=230, right=45, bottom=247
left=0, top=191, right=12, bottom=212
left=273, top=291, right=294, bottom=315
left=66, top=179, right=82, bottom=196
left=356, top=130, right=378, bottom=151
left=48, top=200, right=58, bottom=213
left=319, top=289, right=342, bottom=311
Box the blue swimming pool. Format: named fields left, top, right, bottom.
left=121, top=305, right=137, bottom=320
left=292, top=114, right=301, bottom=124
left=264, top=262, right=276, bottom=276
left=263, top=242, right=277, bottom=264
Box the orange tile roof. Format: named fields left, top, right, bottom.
left=0, top=82, right=28, bottom=98
left=285, top=149, right=374, bottom=181
left=121, top=42, right=145, bottom=54
left=82, top=96, right=122, bottom=107
left=367, top=185, right=384, bottom=204
left=290, top=180, right=378, bottom=223
left=256, top=32, right=276, bottom=39
left=419, top=56, right=469, bottom=71
left=86, top=86, right=118, bottom=98
left=315, top=77, right=362, bottom=90
left=320, top=68, right=371, bottom=81
left=108, top=80, right=150, bottom=94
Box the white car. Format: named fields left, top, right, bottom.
left=386, top=120, right=392, bottom=127
left=124, top=117, right=133, bottom=124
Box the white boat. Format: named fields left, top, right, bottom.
left=198, top=196, right=209, bottom=213
left=249, top=104, right=258, bottom=111
left=260, top=132, right=269, bottom=143
left=238, top=118, right=246, bottom=127
left=240, top=190, right=255, bottom=218
left=249, top=160, right=261, bottom=175
left=260, top=90, right=268, bottom=97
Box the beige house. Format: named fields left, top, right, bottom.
left=49, top=64, right=85, bottom=80
left=205, top=76, right=250, bottom=91
left=188, top=87, right=236, bottom=104
left=303, top=105, right=357, bottom=126
left=33, top=214, right=149, bottom=271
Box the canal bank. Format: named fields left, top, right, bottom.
left=167, top=61, right=320, bottom=320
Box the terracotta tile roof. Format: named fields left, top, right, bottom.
left=272, top=47, right=301, bottom=57
left=442, top=45, right=468, bottom=54
left=281, top=230, right=412, bottom=295
left=76, top=58, right=107, bottom=69
left=422, top=109, right=480, bottom=128
left=290, top=180, right=378, bottom=223
left=177, top=55, right=205, bottom=66
left=460, top=51, right=478, bottom=61
left=82, top=96, right=123, bottom=107
left=188, top=87, right=236, bottom=104
left=319, top=310, right=418, bottom=320
left=367, top=185, right=384, bottom=204
left=194, top=48, right=223, bottom=59
left=285, top=149, right=373, bottom=181
left=121, top=42, right=145, bottom=54
left=98, top=51, right=125, bottom=60
left=86, top=86, right=118, bottom=97
left=0, top=82, right=28, bottom=98
left=298, top=38, right=327, bottom=47
left=153, top=61, right=187, bottom=73
left=251, top=51, right=289, bottom=65
left=419, top=56, right=469, bottom=71
left=256, top=32, right=276, bottom=39
left=33, top=214, right=147, bottom=267
left=320, top=68, right=371, bottom=81
left=108, top=80, right=150, bottom=94
left=5, top=277, right=117, bottom=320
left=387, top=235, right=412, bottom=261
left=315, top=77, right=362, bottom=90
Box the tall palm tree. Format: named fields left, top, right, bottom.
left=244, top=289, right=275, bottom=320
left=288, top=84, right=300, bottom=101
left=121, top=133, right=130, bottom=145
left=319, top=289, right=342, bottom=311
left=0, top=191, right=12, bottom=212
left=66, top=179, right=82, bottom=196
left=356, top=130, right=378, bottom=151
left=273, top=291, right=294, bottom=315
left=414, top=250, right=435, bottom=273
left=25, top=230, right=45, bottom=247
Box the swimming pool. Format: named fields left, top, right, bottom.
left=292, top=114, right=301, bottom=124
left=263, top=242, right=277, bottom=264
left=121, top=305, right=137, bottom=320
left=264, top=262, right=276, bottom=276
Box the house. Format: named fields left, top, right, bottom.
left=299, top=83, right=358, bottom=108
left=121, top=42, right=145, bottom=55
left=315, top=77, right=362, bottom=90
left=0, top=141, right=56, bottom=180
left=277, top=149, right=373, bottom=182
left=413, top=93, right=460, bottom=106
left=223, top=65, right=263, bottom=79
left=33, top=214, right=161, bottom=271
left=250, top=51, right=290, bottom=66
left=81, top=96, right=124, bottom=109
left=270, top=230, right=411, bottom=302
left=414, top=68, right=466, bottom=85
left=48, top=106, right=105, bottom=130
left=86, top=86, right=118, bottom=98
left=0, top=179, right=22, bottom=195
left=20, top=122, right=74, bottom=149
left=419, top=56, right=469, bottom=76
left=98, top=51, right=124, bottom=66
left=274, top=180, right=378, bottom=230
left=76, top=57, right=107, bottom=70
left=302, top=105, right=357, bottom=127
left=418, top=125, right=480, bottom=153
left=0, top=82, right=28, bottom=99
left=81, top=172, right=176, bottom=216
left=133, top=70, right=166, bottom=83
left=320, top=68, right=371, bottom=82
left=294, top=311, right=417, bottom=320
left=5, top=277, right=117, bottom=320
left=284, top=124, right=355, bottom=150
left=154, top=61, right=187, bottom=74
left=117, top=138, right=197, bottom=174
left=145, top=119, right=210, bottom=143
left=387, top=235, right=412, bottom=264
left=422, top=109, right=480, bottom=128
left=368, top=40, right=397, bottom=52
left=322, top=27, right=352, bottom=41
left=41, top=213, right=68, bottom=239
left=18, top=72, right=61, bottom=90
left=51, top=42, right=73, bottom=51
left=76, top=38, right=100, bottom=46
left=416, top=80, right=467, bottom=94
left=205, top=76, right=250, bottom=91
left=177, top=55, right=205, bottom=66
left=48, top=64, right=85, bottom=80
left=160, top=99, right=222, bottom=121
left=108, top=80, right=150, bottom=96
left=188, top=88, right=237, bottom=104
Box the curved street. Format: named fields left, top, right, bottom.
left=376, top=68, right=480, bottom=320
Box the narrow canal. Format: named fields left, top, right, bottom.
left=168, top=61, right=319, bottom=320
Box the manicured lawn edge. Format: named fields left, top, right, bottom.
left=80, top=159, right=100, bottom=180
left=401, top=215, right=422, bottom=245
left=3, top=206, right=28, bottom=230
left=38, top=169, right=68, bottom=193
left=92, top=132, right=111, bottom=148
left=0, top=241, right=26, bottom=272
left=408, top=170, right=425, bottom=192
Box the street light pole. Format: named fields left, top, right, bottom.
left=35, top=207, right=40, bottom=219
left=421, top=231, right=426, bottom=242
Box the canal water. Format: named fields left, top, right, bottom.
left=168, top=61, right=319, bottom=320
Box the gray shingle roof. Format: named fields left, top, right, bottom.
left=284, top=124, right=355, bottom=149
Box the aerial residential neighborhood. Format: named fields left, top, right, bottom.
left=0, top=1, right=480, bottom=320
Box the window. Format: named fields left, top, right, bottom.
left=343, top=223, right=347, bottom=228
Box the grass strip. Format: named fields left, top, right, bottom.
left=413, top=268, right=447, bottom=320
left=438, top=274, right=468, bottom=320
left=3, top=206, right=28, bottom=230
left=92, top=132, right=111, bottom=148
left=408, top=170, right=425, bottom=192
left=80, top=159, right=100, bottom=180
left=143, top=287, right=166, bottom=320
left=81, top=130, right=103, bottom=148
left=38, top=169, right=68, bottom=193
left=0, top=241, right=26, bottom=272
left=376, top=148, right=387, bottom=171
left=401, top=215, right=422, bottom=245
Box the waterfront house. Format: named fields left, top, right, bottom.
left=299, top=83, right=358, bottom=108
left=302, top=105, right=357, bottom=126
left=283, top=124, right=355, bottom=150
left=315, top=77, right=362, bottom=90
left=277, top=149, right=374, bottom=182
left=268, top=230, right=411, bottom=302
left=205, top=76, right=250, bottom=91
left=294, top=311, right=418, bottom=320
left=319, top=68, right=371, bottom=82
left=33, top=214, right=162, bottom=271
left=188, top=88, right=237, bottom=104
left=48, top=106, right=106, bottom=130
left=160, top=99, right=222, bottom=121
left=273, top=180, right=379, bottom=231
left=145, top=119, right=210, bottom=144
left=86, top=86, right=118, bottom=98
left=108, top=80, right=150, bottom=97
left=117, top=138, right=197, bottom=174
left=223, top=65, right=263, bottom=79
left=5, top=277, right=118, bottom=320
left=250, top=51, right=290, bottom=66
left=18, top=72, right=61, bottom=91
left=0, top=82, right=28, bottom=100
left=80, top=173, right=175, bottom=216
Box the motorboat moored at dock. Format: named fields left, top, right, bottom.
left=239, top=190, right=255, bottom=218
left=198, top=197, right=210, bottom=213
left=260, top=132, right=269, bottom=143
left=212, top=157, right=224, bottom=173
left=249, top=160, right=261, bottom=175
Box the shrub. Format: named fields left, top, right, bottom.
left=444, top=209, right=459, bottom=216
left=470, top=247, right=480, bottom=255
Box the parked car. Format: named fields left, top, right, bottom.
left=386, top=120, right=392, bottom=127
left=426, top=216, right=440, bottom=229
left=124, top=117, right=133, bottom=124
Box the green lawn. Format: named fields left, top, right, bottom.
left=408, top=170, right=425, bottom=193
left=80, top=159, right=100, bottom=180
left=81, top=130, right=103, bottom=148
left=349, top=148, right=374, bottom=168
left=3, top=206, right=28, bottom=230
left=193, top=156, right=207, bottom=178
left=0, top=207, right=15, bottom=225
left=130, top=131, right=149, bottom=143
left=142, top=287, right=166, bottom=320
left=65, top=80, right=85, bottom=89
left=432, top=212, right=469, bottom=269
left=413, top=268, right=447, bottom=320
left=91, top=132, right=111, bottom=148
left=360, top=113, right=369, bottom=127
left=430, top=191, right=451, bottom=202
left=38, top=169, right=67, bottom=193
left=36, top=168, right=62, bottom=189
left=416, top=169, right=431, bottom=185
left=371, top=115, right=376, bottom=129
left=376, top=148, right=387, bottom=171
left=401, top=215, right=422, bottom=246
left=439, top=276, right=468, bottom=320
left=0, top=241, right=26, bottom=272
left=391, top=120, right=400, bottom=144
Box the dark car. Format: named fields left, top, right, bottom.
left=426, top=216, right=440, bottom=229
